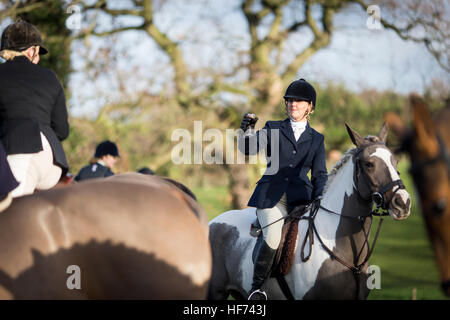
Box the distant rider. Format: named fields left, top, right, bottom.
left=75, top=140, right=120, bottom=181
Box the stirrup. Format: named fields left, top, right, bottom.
left=248, top=289, right=268, bottom=300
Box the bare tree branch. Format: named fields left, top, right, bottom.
left=0, top=0, right=47, bottom=21
left=281, top=1, right=335, bottom=83
left=75, top=0, right=192, bottom=108
left=74, top=25, right=146, bottom=39
left=352, top=0, right=449, bottom=71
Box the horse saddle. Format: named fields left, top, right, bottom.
left=251, top=204, right=310, bottom=276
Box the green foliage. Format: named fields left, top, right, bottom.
left=311, top=83, right=405, bottom=152
left=192, top=185, right=232, bottom=221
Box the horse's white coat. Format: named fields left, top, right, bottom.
left=210, top=159, right=357, bottom=299
left=210, top=208, right=257, bottom=292
left=289, top=159, right=355, bottom=299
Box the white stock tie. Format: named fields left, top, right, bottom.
left=291, top=120, right=307, bottom=141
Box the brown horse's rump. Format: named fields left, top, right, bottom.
left=0, top=173, right=211, bottom=299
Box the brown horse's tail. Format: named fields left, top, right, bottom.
left=0, top=268, right=13, bottom=297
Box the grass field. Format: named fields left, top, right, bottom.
left=192, top=160, right=447, bottom=300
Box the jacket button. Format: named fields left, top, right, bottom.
left=289, top=164, right=293, bottom=168
left=293, top=150, right=297, bottom=154
left=285, top=178, right=289, bottom=181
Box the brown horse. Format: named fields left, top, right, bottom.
left=385, top=94, right=450, bottom=296
left=0, top=173, right=211, bottom=299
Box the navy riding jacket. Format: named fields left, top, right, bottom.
left=239, top=118, right=328, bottom=209
left=0, top=56, right=69, bottom=173
left=74, top=162, right=114, bottom=182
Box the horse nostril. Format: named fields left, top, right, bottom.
left=432, top=198, right=447, bottom=217
left=393, top=196, right=405, bottom=209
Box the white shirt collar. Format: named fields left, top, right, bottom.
left=290, top=119, right=307, bottom=129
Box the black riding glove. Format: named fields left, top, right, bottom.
left=311, top=196, right=322, bottom=209
left=240, top=113, right=259, bottom=132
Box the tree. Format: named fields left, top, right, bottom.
left=70, top=0, right=448, bottom=208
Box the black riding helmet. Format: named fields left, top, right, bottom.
left=0, top=20, right=48, bottom=55
left=283, top=78, right=316, bottom=110
left=95, top=141, right=120, bottom=158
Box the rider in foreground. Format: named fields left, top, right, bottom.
left=238, top=79, right=328, bottom=300
left=0, top=20, right=69, bottom=197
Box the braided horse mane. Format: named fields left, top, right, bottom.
left=322, top=147, right=357, bottom=195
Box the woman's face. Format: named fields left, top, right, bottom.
left=103, top=155, right=118, bottom=169
left=285, top=99, right=312, bottom=122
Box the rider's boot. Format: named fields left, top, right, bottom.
left=248, top=239, right=277, bottom=300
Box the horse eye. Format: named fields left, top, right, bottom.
left=365, top=162, right=374, bottom=169
left=432, top=198, right=447, bottom=217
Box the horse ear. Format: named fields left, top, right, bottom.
left=384, top=112, right=407, bottom=139
left=378, top=122, right=388, bottom=143
left=410, top=94, right=439, bottom=156
left=345, top=123, right=364, bottom=147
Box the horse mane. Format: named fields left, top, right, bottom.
left=323, top=147, right=356, bottom=195
left=323, top=135, right=383, bottom=195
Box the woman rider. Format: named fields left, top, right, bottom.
left=239, top=79, right=328, bottom=300
left=75, top=140, right=120, bottom=181
left=0, top=20, right=69, bottom=197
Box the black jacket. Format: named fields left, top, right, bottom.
left=0, top=56, right=69, bottom=173
left=239, top=118, right=328, bottom=209
left=0, top=140, right=18, bottom=196
left=75, top=162, right=114, bottom=182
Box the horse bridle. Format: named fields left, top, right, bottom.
left=354, top=142, right=406, bottom=213
left=409, top=133, right=450, bottom=178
